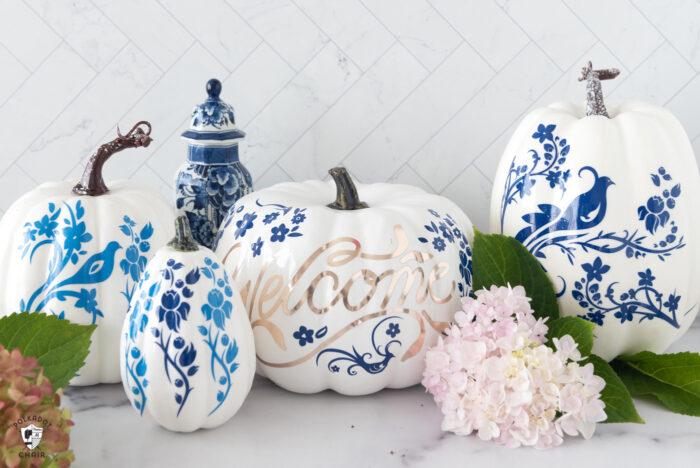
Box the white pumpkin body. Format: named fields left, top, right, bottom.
left=120, top=242, right=255, bottom=432
left=490, top=101, right=700, bottom=360
left=0, top=180, right=173, bottom=385
left=214, top=178, right=473, bottom=395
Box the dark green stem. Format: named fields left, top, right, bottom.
left=168, top=216, right=199, bottom=251
left=327, top=167, right=368, bottom=210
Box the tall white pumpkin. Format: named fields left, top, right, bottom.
left=0, top=123, right=174, bottom=385
left=214, top=167, right=474, bottom=395
left=121, top=217, right=255, bottom=432
left=490, top=63, right=700, bottom=360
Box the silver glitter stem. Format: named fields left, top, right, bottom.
left=578, top=61, right=620, bottom=118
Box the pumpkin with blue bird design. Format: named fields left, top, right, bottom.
left=0, top=122, right=174, bottom=385
left=490, top=61, right=700, bottom=360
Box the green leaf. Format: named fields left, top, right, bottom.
left=584, top=354, right=644, bottom=423
left=472, top=229, right=559, bottom=321
left=546, top=316, right=594, bottom=356
left=0, top=312, right=96, bottom=389
left=612, top=351, right=700, bottom=417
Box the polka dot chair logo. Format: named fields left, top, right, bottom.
left=20, top=423, right=43, bottom=450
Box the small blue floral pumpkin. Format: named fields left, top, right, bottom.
left=120, top=216, right=255, bottom=431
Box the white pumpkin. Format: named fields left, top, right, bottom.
left=490, top=63, right=700, bottom=360
left=0, top=122, right=174, bottom=385
left=121, top=216, right=255, bottom=432
left=213, top=167, right=473, bottom=395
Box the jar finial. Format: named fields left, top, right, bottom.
left=206, top=78, right=222, bottom=99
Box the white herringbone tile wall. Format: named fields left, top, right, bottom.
left=1, top=0, right=699, bottom=232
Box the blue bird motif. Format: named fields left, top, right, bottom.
left=55, top=241, right=122, bottom=288
left=516, top=166, right=614, bottom=247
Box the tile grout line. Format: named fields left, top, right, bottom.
left=424, top=0, right=497, bottom=73
left=155, top=0, right=261, bottom=73
left=356, top=0, right=433, bottom=74
left=271, top=40, right=411, bottom=177
left=0, top=39, right=32, bottom=74
left=65, top=40, right=200, bottom=181
left=630, top=1, right=699, bottom=73
left=336, top=37, right=502, bottom=176
left=0, top=40, right=135, bottom=182
left=0, top=39, right=65, bottom=115
left=88, top=0, right=172, bottom=74
left=495, top=1, right=567, bottom=73
left=22, top=0, right=102, bottom=74
left=222, top=0, right=313, bottom=73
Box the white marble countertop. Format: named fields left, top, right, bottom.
left=64, top=327, right=700, bottom=467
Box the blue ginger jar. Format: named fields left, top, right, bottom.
left=175, top=78, right=252, bottom=248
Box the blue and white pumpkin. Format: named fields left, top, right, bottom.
left=121, top=216, right=255, bottom=432
left=213, top=167, right=473, bottom=395
left=490, top=63, right=700, bottom=360
left=0, top=122, right=173, bottom=385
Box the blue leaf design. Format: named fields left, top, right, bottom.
left=140, top=222, right=154, bottom=240
left=48, top=202, right=55, bottom=212
left=76, top=201, right=84, bottom=219
left=230, top=363, right=239, bottom=373
left=119, top=224, right=131, bottom=236
left=315, top=326, right=328, bottom=339
left=201, top=267, right=212, bottom=279
left=225, top=341, right=238, bottom=364
left=198, top=325, right=208, bottom=336
left=651, top=174, right=661, bottom=186
left=185, top=267, right=200, bottom=285
left=216, top=391, right=224, bottom=402
left=187, top=365, right=199, bottom=376
left=671, top=184, right=681, bottom=198
left=135, top=358, right=146, bottom=377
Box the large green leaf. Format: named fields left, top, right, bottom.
left=584, top=354, right=644, bottom=423
left=472, top=230, right=559, bottom=321
left=612, top=351, right=700, bottom=417
left=546, top=316, right=595, bottom=356
left=0, top=312, right=96, bottom=389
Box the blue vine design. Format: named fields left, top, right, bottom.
left=498, top=124, right=571, bottom=230
left=418, top=209, right=472, bottom=296
left=196, top=257, right=240, bottom=416
left=123, top=270, right=158, bottom=415
left=213, top=200, right=307, bottom=255
left=118, top=216, right=153, bottom=303
left=572, top=257, right=691, bottom=328
left=315, top=316, right=403, bottom=375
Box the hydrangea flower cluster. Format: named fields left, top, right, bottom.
left=422, top=285, right=607, bottom=449
left=0, top=345, right=74, bottom=467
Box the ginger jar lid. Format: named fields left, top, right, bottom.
left=181, top=78, right=246, bottom=145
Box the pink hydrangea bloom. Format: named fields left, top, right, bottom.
left=422, top=285, right=607, bottom=449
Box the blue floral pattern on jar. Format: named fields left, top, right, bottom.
left=175, top=162, right=252, bottom=248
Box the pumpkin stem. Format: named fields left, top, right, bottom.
left=72, top=121, right=153, bottom=196
left=168, top=216, right=199, bottom=252
left=578, top=61, right=620, bottom=118
left=327, top=167, right=368, bottom=210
